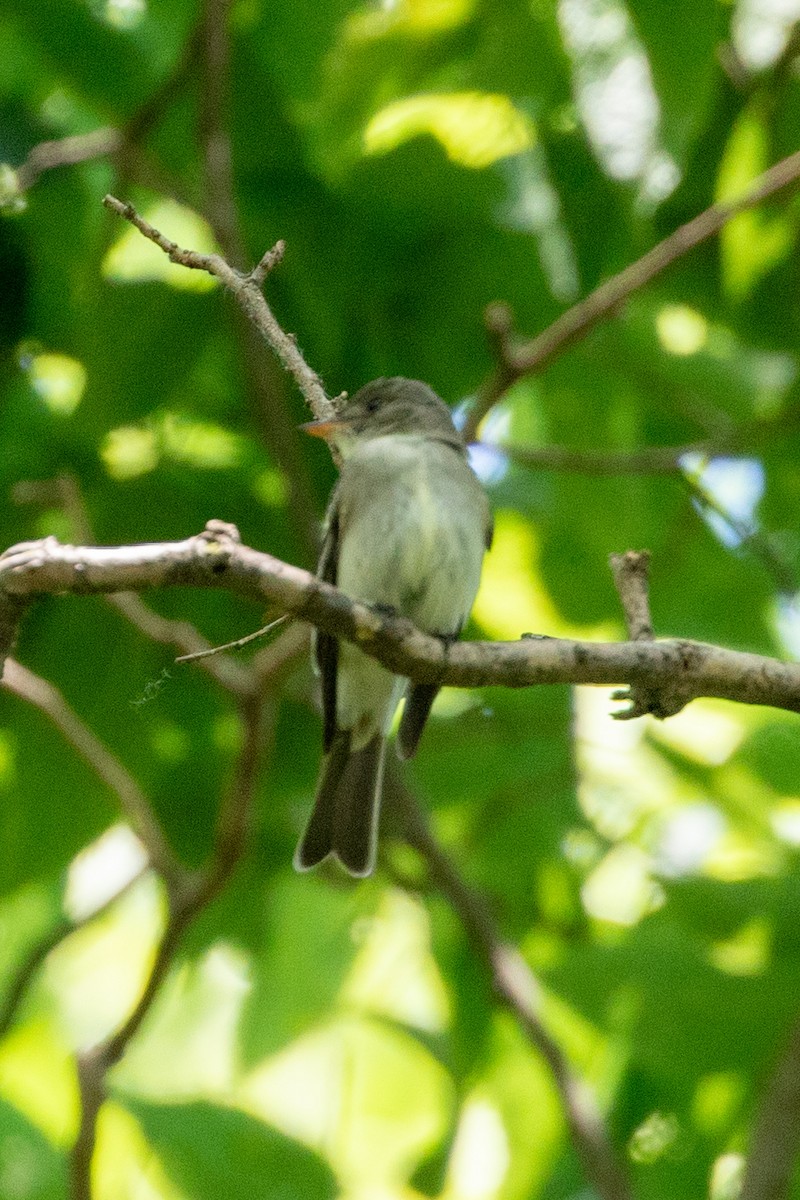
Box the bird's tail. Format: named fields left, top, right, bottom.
left=397, top=683, right=440, bottom=760
left=294, top=731, right=386, bottom=877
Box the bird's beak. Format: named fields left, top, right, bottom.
left=299, top=418, right=347, bottom=440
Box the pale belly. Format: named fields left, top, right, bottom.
left=336, top=438, right=485, bottom=636
left=332, top=435, right=487, bottom=747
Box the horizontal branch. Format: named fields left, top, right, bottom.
left=2, top=523, right=798, bottom=716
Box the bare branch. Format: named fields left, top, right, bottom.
left=175, top=613, right=289, bottom=663
left=392, top=781, right=632, bottom=1200
left=123, top=23, right=204, bottom=147
left=70, top=879, right=199, bottom=1198
left=610, top=551, right=653, bottom=643
left=12, top=129, right=121, bottom=193
left=608, top=550, right=681, bottom=720
left=195, top=0, right=323, bottom=561
left=251, top=620, right=310, bottom=683
left=466, top=148, right=800, bottom=439
left=0, top=919, right=71, bottom=1038
left=102, top=194, right=334, bottom=424
left=199, top=0, right=243, bottom=265
left=14, top=474, right=254, bottom=695
left=251, top=241, right=288, bottom=288
left=71, top=1053, right=104, bottom=1200
left=204, top=691, right=275, bottom=896
left=680, top=469, right=799, bottom=596
left=3, top=24, right=202, bottom=212
left=3, top=528, right=799, bottom=716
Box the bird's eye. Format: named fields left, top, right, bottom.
left=366, top=396, right=380, bottom=413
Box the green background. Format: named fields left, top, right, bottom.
left=1, top=0, right=800, bottom=1196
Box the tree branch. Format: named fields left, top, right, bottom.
left=607, top=550, right=679, bottom=720
left=392, top=781, right=632, bottom=1200
left=2, top=25, right=203, bottom=214
left=679, top=469, right=799, bottom=596
left=199, top=0, right=243, bottom=267
left=0, top=917, right=72, bottom=1039
left=2, top=526, right=799, bottom=716
left=610, top=551, right=653, bottom=643
left=102, top=194, right=334, bottom=425
left=16, top=473, right=257, bottom=695
left=495, top=399, right=800, bottom=477
left=109, top=591, right=255, bottom=694
left=465, top=148, right=800, bottom=439
left=12, top=129, right=122, bottom=193
left=194, top=0, right=321, bottom=560
left=68, top=686, right=273, bottom=1198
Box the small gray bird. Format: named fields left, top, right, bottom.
left=294, top=377, right=492, bottom=878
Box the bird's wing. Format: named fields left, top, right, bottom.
left=485, top=509, right=495, bottom=551
left=316, top=489, right=341, bottom=753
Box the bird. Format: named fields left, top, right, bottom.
left=294, top=376, right=492, bottom=878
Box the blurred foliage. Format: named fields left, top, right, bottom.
left=2, top=0, right=800, bottom=1197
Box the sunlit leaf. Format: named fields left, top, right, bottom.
left=364, top=93, right=535, bottom=169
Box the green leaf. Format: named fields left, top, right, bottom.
left=124, top=1100, right=336, bottom=1200
left=0, top=1097, right=66, bottom=1199
left=626, top=0, right=722, bottom=162
left=238, top=871, right=381, bottom=1066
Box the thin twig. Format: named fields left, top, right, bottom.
left=466, top=148, right=800, bottom=438
left=13, top=129, right=122, bottom=192
left=495, top=394, right=800, bottom=477
left=5, top=26, right=202, bottom=208
left=124, top=23, right=204, bottom=146
left=110, top=592, right=255, bottom=693
left=194, top=3, right=322, bottom=560
left=175, top=613, right=289, bottom=663
left=70, top=890, right=200, bottom=1200
left=251, top=619, right=309, bottom=683
left=392, top=781, right=632, bottom=1200
left=679, top=470, right=799, bottom=596
left=608, top=551, right=679, bottom=719
left=610, top=551, right=653, bottom=643
left=0, top=919, right=70, bottom=1037
left=205, top=691, right=275, bottom=895
left=199, top=0, right=243, bottom=267
left=102, top=196, right=332, bottom=423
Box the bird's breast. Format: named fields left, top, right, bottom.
left=336, top=436, right=485, bottom=634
